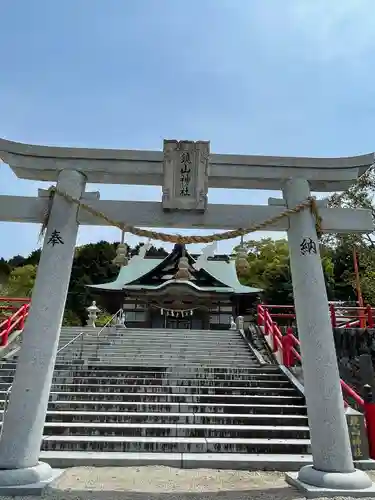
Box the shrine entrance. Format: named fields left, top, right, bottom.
left=166, top=316, right=192, bottom=330
left=0, top=137, right=374, bottom=494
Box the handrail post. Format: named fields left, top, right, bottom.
left=330, top=303, right=337, bottom=328
left=363, top=384, right=375, bottom=459
left=1, top=318, right=11, bottom=347
left=282, top=332, right=291, bottom=367
left=366, top=304, right=373, bottom=328
left=19, top=305, right=26, bottom=331
left=257, top=305, right=262, bottom=326
left=286, top=327, right=296, bottom=366
left=264, top=313, right=269, bottom=335
left=79, top=333, right=84, bottom=362
left=272, top=322, right=278, bottom=353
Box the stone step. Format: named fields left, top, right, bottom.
left=104, top=329, right=239, bottom=335
left=58, top=337, right=248, bottom=344
left=57, top=362, right=262, bottom=371
left=59, top=336, right=247, bottom=347
left=41, top=410, right=309, bottom=426
left=91, top=333, right=245, bottom=339
left=53, top=371, right=282, bottom=380
left=61, top=328, right=227, bottom=334
left=59, top=354, right=258, bottom=362
left=28, top=391, right=303, bottom=404
left=95, top=338, right=249, bottom=344
left=1, top=364, right=277, bottom=374
left=67, top=356, right=259, bottom=364
left=38, top=422, right=310, bottom=439
left=40, top=435, right=311, bottom=454
left=41, top=384, right=296, bottom=396
left=0, top=374, right=289, bottom=385
left=43, top=400, right=307, bottom=415
left=0, top=369, right=281, bottom=380
left=3, top=370, right=288, bottom=381
left=39, top=450, right=316, bottom=470
left=64, top=334, right=249, bottom=341
left=1, top=325, right=309, bottom=461
left=13, top=377, right=291, bottom=387
left=55, top=347, right=257, bottom=355
left=110, top=331, right=243, bottom=336
left=58, top=351, right=257, bottom=359
left=59, top=347, right=255, bottom=355
left=58, top=336, right=247, bottom=344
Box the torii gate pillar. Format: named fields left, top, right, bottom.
left=283, top=177, right=372, bottom=493
left=0, top=169, right=86, bottom=487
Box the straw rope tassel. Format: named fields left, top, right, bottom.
left=310, top=197, right=323, bottom=238
left=38, top=188, right=55, bottom=242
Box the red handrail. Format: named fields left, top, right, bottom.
left=0, top=302, right=30, bottom=346
left=257, top=303, right=374, bottom=457
left=0, top=297, right=31, bottom=303
left=261, top=303, right=375, bottom=329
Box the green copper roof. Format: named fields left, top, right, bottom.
left=203, top=260, right=261, bottom=294
left=89, top=251, right=261, bottom=294
left=89, top=258, right=162, bottom=291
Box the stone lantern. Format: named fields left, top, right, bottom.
left=86, top=301, right=100, bottom=327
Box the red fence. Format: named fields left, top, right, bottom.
left=263, top=303, right=375, bottom=329
left=0, top=298, right=30, bottom=347
left=257, top=303, right=375, bottom=459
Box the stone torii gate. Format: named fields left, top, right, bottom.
left=0, top=138, right=374, bottom=496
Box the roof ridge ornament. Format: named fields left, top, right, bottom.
left=193, top=241, right=217, bottom=271
left=128, top=239, right=152, bottom=266
left=175, top=251, right=191, bottom=281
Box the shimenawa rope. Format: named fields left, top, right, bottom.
left=40, top=186, right=322, bottom=245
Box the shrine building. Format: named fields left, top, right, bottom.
left=89, top=243, right=261, bottom=330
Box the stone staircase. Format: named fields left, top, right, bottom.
left=0, top=325, right=310, bottom=468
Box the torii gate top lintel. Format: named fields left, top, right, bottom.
left=0, top=137, right=373, bottom=192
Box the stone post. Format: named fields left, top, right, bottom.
left=0, top=170, right=86, bottom=486
left=236, top=316, right=244, bottom=331
left=283, top=177, right=371, bottom=491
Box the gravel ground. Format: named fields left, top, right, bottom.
left=0, top=467, right=375, bottom=500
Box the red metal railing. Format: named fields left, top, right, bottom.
left=0, top=298, right=30, bottom=347
left=262, top=303, right=375, bottom=329
left=257, top=303, right=375, bottom=458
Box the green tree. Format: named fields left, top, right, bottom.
left=234, top=238, right=335, bottom=304
left=62, top=309, right=81, bottom=326
left=327, top=167, right=375, bottom=248
left=0, top=258, right=11, bottom=286
left=66, top=241, right=119, bottom=324
left=324, top=166, right=375, bottom=303
left=130, top=243, right=168, bottom=258
left=3, top=265, right=37, bottom=298
left=7, top=255, right=26, bottom=269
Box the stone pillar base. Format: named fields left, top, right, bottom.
left=0, top=461, right=52, bottom=486
left=286, top=465, right=374, bottom=498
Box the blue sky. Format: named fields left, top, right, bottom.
left=0, top=0, right=374, bottom=259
